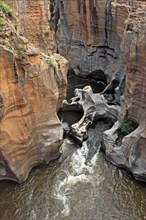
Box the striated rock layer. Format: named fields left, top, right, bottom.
left=10, top=0, right=55, bottom=54
left=104, top=1, right=146, bottom=181
left=51, top=0, right=128, bottom=80
left=53, top=0, right=146, bottom=181
left=0, top=3, right=68, bottom=183
left=0, top=0, right=146, bottom=182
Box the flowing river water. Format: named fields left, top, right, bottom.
left=0, top=74, right=146, bottom=220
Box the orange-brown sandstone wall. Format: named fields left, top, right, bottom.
left=10, top=0, right=55, bottom=54
left=0, top=2, right=68, bottom=183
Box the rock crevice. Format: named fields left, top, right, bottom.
left=0, top=2, right=68, bottom=183
left=54, top=0, right=146, bottom=182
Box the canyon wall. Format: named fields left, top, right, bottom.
left=51, top=0, right=128, bottom=81
left=0, top=1, right=68, bottom=183
left=0, top=0, right=145, bottom=182
left=109, top=1, right=146, bottom=180
left=52, top=0, right=146, bottom=181
left=10, top=0, right=55, bottom=54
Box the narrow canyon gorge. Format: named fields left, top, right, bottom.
left=0, top=1, right=146, bottom=220
left=0, top=0, right=145, bottom=183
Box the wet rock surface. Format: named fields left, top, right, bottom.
left=53, top=0, right=146, bottom=182
left=60, top=82, right=146, bottom=181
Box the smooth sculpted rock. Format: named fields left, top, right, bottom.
left=53, top=0, right=146, bottom=182
left=61, top=86, right=121, bottom=145
left=0, top=12, right=68, bottom=183
left=62, top=83, right=146, bottom=181
left=103, top=118, right=146, bottom=182
left=103, top=1, right=146, bottom=182
left=51, top=0, right=128, bottom=81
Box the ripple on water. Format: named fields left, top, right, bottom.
left=0, top=122, right=146, bottom=220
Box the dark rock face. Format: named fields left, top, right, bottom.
left=51, top=0, right=128, bottom=81
left=53, top=0, right=146, bottom=182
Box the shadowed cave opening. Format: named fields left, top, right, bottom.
left=0, top=153, right=19, bottom=182
left=58, top=69, right=108, bottom=141
left=66, top=69, right=107, bottom=101
left=116, top=118, right=139, bottom=146
left=57, top=66, right=138, bottom=154
left=58, top=69, right=109, bottom=145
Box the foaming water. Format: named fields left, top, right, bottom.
left=52, top=141, right=100, bottom=219
left=1, top=63, right=146, bottom=220
left=1, top=120, right=146, bottom=220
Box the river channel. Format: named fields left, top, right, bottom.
left=0, top=74, right=146, bottom=220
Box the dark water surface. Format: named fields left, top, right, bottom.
left=66, top=73, right=105, bottom=100
left=0, top=75, right=146, bottom=220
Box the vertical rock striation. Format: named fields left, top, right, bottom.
left=10, top=0, right=55, bottom=54
left=53, top=0, right=146, bottom=181
left=0, top=1, right=68, bottom=183
left=104, top=1, right=146, bottom=181
left=0, top=0, right=145, bottom=182
left=51, top=0, right=128, bottom=81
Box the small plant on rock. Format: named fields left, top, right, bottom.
left=4, top=38, right=10, bottom=46
left=120, top=119, right=135, bottom=135
left=0, top=1, right=13, bottom=16
left=48, top=58, right=59, bottom=70
left=124, top=18, right=134, bottom=26
left=48, top=58, right=54, bottom=66
left=0, top=18, right=4, bottom=27
left=124, top=18, right=135, bottom=31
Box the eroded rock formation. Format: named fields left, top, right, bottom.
left=104, top=1, right=146, bottom=181
left=53, top=0, right=146, bottom=181
left=51, top=0, right=128, bottom=80
left=0, top=3, right=68, bottom=183
left=10, top=0, right=55, bottom=54
left=61, top=86, right=121, bottom=144
left=0, top=0, right=146, bottom=183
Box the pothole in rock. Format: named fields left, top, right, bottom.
left=58, top=110, right=83, bottom=131
left=58, top=70, right=106, bottom=138
left=66, top=70, right=106, bottom=101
